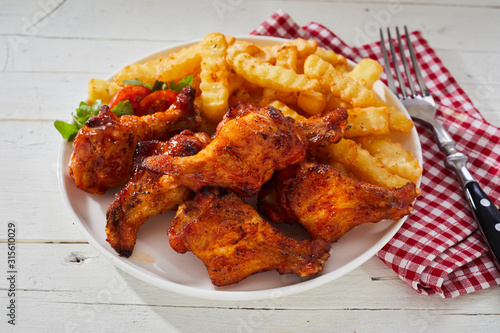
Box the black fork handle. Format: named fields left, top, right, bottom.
left=439, top=128, right=500, bottom=271
left=464, top=181, right=500, bottom=269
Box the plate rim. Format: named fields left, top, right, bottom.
left=57, top=35, right=422, bottom=301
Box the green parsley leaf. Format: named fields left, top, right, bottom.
left=169, top=75, right=194, bottom=93
left=151, top=80, right=169, bottom=92
left=55, top=74, right=194, bottom=141
left=54, top=120, right=79, bottom=141
left=122, top=78, right=152, bottom=90
left=111, top=100, right=134, bottom=117
left=151, top=75, right=194, bottom=93
left=55, top=99, right=104, bottom=141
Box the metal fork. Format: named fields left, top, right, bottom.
left=380, top=26, right=500, bottom=269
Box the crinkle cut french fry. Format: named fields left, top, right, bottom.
left=228, top=52, right=320, bottom=93
left=349, top=143, right=410, bottom=188
left=326, top=93, right=351, bottom=110
left=388, top=105, right=414, bottom=133
left=267, top=100, right=307, bottom=121
left=274, top=90, right=298, bottom=106
left=314, top=47, right=347, bottom=68
left=156, top=43, right=202, bottom=83
left=228, top=70, right=244, bottom=94
left=276, top=44, right=298, bottom=72
left=297, top=90, right=326, bottom=115
left=261, top=38, right=317, bottom=64
left=199, top=33, right=230, bottom=123
left=113, top=59, right=161, bottom=86
left=229, top=40, right=263, bottom=57
left=313, top=138, right=358, bottom=166
left=304, top=54, right=377, bottom=108
left=347, top=59, right=381, bottom=87
left=225, top=35, right=236, bottom=46
left=373, top=100, right=413, bottom=133
left=344, top=107, right=390, bottom=138
left=346, top=58, right=383, bottom=89
left=259, top=88, right=277, bottom=107
left=288, top=38, right=318, bottom=58
left=87, top=79, right=121, bottom=104
left=313, top=138, right=409, bottom=188
left=354, top=136, right=422, bottom=184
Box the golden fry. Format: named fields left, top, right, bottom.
left=156, top=43, right=202, bottom=83
left=304, top=54, right=377, bottom=107
left=276, top=44, right=298, bottom=71
left=113, top=58, right=160, bottom=86
left=199, top=33, right=230, bottom=122
left=267, top=100, right=307, bottom=121
left=388, top=105, right=414, bottom=132
left=297, top=90, right=326, bottom=115
left=344, top=106, right=390, bottom=138
left=346, top=58, right=383, bottom=89
left=87, top=79, right=121, bottom=104
left=354, top=136, right=422, bottom=183
left=313, top=138, right=410, bottom=188
left=228, top=52, right=320, bottom=93
left=314, top=138, right=358, bottom=166
left=314, top=47, right=347, bottom=68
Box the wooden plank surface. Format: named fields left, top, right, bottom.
left=2, top=243, right=499, bottom=332
left=1, top=0, right=499, bottom=332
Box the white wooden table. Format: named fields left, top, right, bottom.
left=1, top=0, right=499, bottom=332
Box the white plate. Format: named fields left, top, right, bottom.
left=57, top=36, right=422, bottom=301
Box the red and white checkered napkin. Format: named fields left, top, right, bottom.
left=252, top=10, right=500, bottom=298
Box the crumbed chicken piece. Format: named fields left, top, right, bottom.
left=169, top=188, right=331, bottom=286
left=69, top=86, right=201, bottom=195
left=105, top=130, right=211, bottom=257
left=142, top=102, right=308, bottom=197
left=258, top=160, right=418, bottom=243
left=298, top=107, right=348, bottom=147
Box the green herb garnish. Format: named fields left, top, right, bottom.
left=125, top=76, right=194, bottom=93
left=168, top=75, right=194, bottom=93
left=55, top=75, right=194, bottom=141
left=54, top=99, right=133, bottom=141
left=122, top=79, right=152, bottom=90
left=54, top=100, right=103, bottom=140
left=110, top=100, right=134, bottom=117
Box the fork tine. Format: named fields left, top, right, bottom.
left=396, top=27, right=417, bottom=97
left=404, top=26, right=430, bottom=97
left=379, top=29, right=398, bottom=96
left=386, top=28, right=408, bottom=99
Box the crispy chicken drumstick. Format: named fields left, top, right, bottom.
left=142, top=102, right=308, bottom=197
left=69, top=86, right=201, bottom=195
left=258, top=160, right=418, bottom=243
left=105, top=130, right=211, bottom=257
left=169, top=188, right=331, bottom=286
left=298, top=107, right=348, bottom=147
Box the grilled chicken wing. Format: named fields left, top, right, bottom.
left=298, top=107, right=348, bottom=147
left=69, top=86, right=201, bottom=195
left=169, top=188, right=331, bottom=286
left=142, top=102, right=308, bottom=197
left=105, top=130, right=211, bottom=257
left=258, top=160, right=418, bottom=243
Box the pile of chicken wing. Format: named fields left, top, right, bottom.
left=68, top=86, right=418, bottom=286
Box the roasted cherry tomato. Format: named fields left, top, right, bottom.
left=108, top=85, right=152, bottom=112
left=135, top=89, right=179, bottom=116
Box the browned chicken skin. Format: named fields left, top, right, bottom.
left=105, top=130, right=211, bottom=257
left=258, top=160, right=418, bottom=243
left=299, top=107, right=348, bottom=147
left=68, top=86, right=201, bottom=195
left=169, top=188, right=331, bottom=286
left=142, top=102, right=308, bottom=197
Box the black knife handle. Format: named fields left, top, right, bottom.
left=464, top=181, right=500, bottom=269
